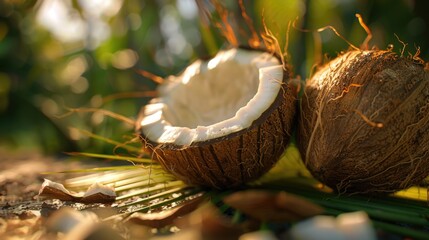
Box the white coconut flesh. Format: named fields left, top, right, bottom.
left=140, top=48, right=284, bottom=146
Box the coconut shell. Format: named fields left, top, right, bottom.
left=140, top=65, right=296, bottom=189
left=298, top=50, right=429, bottom=194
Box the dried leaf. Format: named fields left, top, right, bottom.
left=126, top=196, right=205, bottom=228
left=223, top=190, right=323, bottom=222
left=38, top=179, right=116, bottom=203
left=175, top=204, right=245, bottom=240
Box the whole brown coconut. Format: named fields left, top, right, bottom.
left=298, top=50, right=429, bottom=194
left=138, top=48, right=296, bottom=189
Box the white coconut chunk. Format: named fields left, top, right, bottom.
left=337, top=211, right=376, bottom=240
left=40, top=178, right=73, bottom=195
left=289, top=215, right=347, bottom=240
left=141, top=48, right=283, bottom=146
left=289, top=212, right=377, bottom=240
left=82, top=182, right=116, bottom=198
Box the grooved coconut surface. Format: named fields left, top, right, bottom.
left=152, top=83, right=295, bottom=189
left=139, top=48, right=296, bottom=189
left=298, top=50, right=429, bottom=194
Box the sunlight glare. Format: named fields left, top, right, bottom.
left=36, top=0, right=123, bottom=48
left=36, top=0, right=86, bottom=42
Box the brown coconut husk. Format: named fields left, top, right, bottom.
left=298, top=49, right=429, bottom=194
left=138, top=48, right=297, bottom=189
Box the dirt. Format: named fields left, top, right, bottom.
left=0, top=149, right=102, bottom=239
left=0, top=150, right=217, bottom=240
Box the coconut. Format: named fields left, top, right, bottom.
left=138, top=48, right=296, bottom=189
left=298, top=49, right=429, bottom=194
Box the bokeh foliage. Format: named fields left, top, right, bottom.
left=0, top=0, right=428, bottom=154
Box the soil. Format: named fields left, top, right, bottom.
left=0, top=149, right=103, bottom=239
left=0, top=150, right=218, bottom=240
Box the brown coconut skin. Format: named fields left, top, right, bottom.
left=298, top=50, right=429, bottom=194
left=140, top=63, right=296, bottom=189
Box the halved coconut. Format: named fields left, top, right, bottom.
left=138, top=48, right=296, bottom=189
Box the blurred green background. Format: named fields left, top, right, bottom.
left=0, top=0, right=428, bottom=154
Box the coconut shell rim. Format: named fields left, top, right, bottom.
left=137, top=47, right=294, bottom=150
left=139, top=69, right=293, bottom=149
